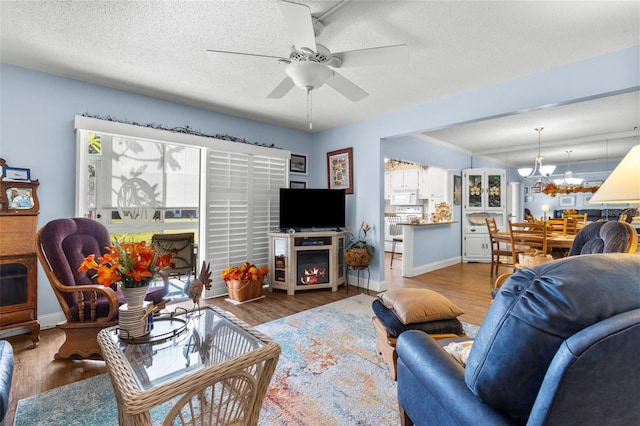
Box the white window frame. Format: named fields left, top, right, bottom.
left=74, top=116, right=290, bottom=297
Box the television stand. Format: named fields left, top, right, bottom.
left=268, top=231, right=346, bottom=295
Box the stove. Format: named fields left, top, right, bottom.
left=395, top=206, right=424, bottom=221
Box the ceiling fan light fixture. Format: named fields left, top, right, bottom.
left=285, top=61, right=333, bottom=90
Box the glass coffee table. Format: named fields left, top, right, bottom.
left=97, top=306, right=281, bottom=426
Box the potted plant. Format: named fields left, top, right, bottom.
left=344, top=221, right=374, bottom=269
left=221, top=262, right=269, bottom=302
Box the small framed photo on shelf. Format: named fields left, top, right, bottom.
left=558, top=195, right=576, bottom=207
left=2, top=166, right=31, bottom=181
left=290, top=153, right=308, bottom=175
left=289, top=180, right=306, bottom=189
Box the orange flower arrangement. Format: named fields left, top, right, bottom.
left=220, top=262, right=269, bottom=282
left=78, top=240, right=174, bottom=288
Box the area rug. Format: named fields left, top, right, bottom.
left=15, top=294, right=479, bottom=425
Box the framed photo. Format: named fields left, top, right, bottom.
left=524, top=195, right=534, bottom=203
left=558, top=195, right=576, bottom=207
left=530, top=186, right=541, bottom=194
left=326, top=147, right=354, bottom=194
left=290, top=153, right=308, bottom=175
left=584, top=180, right=603, bottom=188
left=2, top=166, right=31, bottom=181
left=289, top=180, right=307, bottom=189
left=453, top=175, right=462, bottom=205
left=524, top=186, right=529, bottom=195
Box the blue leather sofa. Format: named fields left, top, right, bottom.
left=0, top=340, right=14, bottom=425
left=396, top=254, right=640, bottom=425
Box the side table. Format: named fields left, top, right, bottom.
left=97, top=307, right=280, bottom=425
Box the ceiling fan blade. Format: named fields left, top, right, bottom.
left=267, top=76, right=295, bottom=99
left=278, top=0, right=317, bottom=52
left=207, top=49, right=283, bottom=61
left=332, top=44, right=409, bottom=67
left=326, top=72, right=368, bottom=102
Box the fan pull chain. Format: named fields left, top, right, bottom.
left=307, top=88, right=313, bottom=130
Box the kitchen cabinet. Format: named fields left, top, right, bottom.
left=419, top=167, right=446, bottom=201
left=389, top=169, right=419, bottom=190
left=462, top=168, right=506, bottom=262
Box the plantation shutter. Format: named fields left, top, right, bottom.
left=204, top=150, right=287, bottom=297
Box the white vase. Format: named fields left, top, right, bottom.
left=121, top=286, right=148, bottom=309
left=119, top=286, right=151, bottom=339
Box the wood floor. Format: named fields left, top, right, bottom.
left=3, top=257, right=498, bottom=425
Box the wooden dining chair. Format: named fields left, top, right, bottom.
left=485, top=218, right=515, bottom=275
left=564, top=213, right=588, bottom=228
left=508, top=221, right=548, bottom=269
left=545, top=218, right=568, bottom=235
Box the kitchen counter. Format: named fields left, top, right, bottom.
left=400, top=221, right=459, bottom=227
left=399, top=221, right=461, bottom=277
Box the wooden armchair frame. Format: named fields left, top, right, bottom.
left=35, top=220, right=169, bottom=360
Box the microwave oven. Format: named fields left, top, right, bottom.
left=390, top=190, right=420, bottom=205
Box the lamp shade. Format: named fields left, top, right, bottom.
left=589, top=144, right=640, bottom=204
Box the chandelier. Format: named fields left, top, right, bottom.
left=518, top=127, right=556, bottom=179
left=553, top=150, right=584, bottom=188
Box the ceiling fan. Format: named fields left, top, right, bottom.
left=207, top=0, right=410, bottom=129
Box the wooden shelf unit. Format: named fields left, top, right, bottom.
left=268, top=231, right=346, bottom=295
left=0, top=179, right=40, bottom=347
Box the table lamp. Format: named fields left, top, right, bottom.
left=589, top=144, right=640, bottom=205
left=541, top=204, right=550, bottom=220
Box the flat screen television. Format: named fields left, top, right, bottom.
left=279, top=188, right=346, bottom=231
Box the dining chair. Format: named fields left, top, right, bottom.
left=508, top=221, right=548, bottom=269
left=387, top=216, right=404, bottom=269
left=564, top=212, right=588, bottom=228
left=485, top=218, right=515, bottom=275
left=545, top=218, right=568, bottom=235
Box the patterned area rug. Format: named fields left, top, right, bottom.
left=14, top=294, right=478, bottom=425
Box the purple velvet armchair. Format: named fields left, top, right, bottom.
left=35, top=218, right=169, bottom=359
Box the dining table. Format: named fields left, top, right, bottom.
left=494, top=231, right=576, bottom=250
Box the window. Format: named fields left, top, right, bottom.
left=75, top=116, right=289, bottom=297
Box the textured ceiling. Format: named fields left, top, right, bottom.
left=1, top=0, right=638, bottom=166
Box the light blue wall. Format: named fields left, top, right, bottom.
left=0, top=63, right=313, bottom=316
left=1, top=45, right=638, bottom=319
left=312, top=46, right=639, bottom=284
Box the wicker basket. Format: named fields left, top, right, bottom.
left=226, top=279, right=264, bottom=302
left=344, top=248, right=372, bottom=269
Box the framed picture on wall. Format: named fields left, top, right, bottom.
left=326, top=147, right=354, bottom=194
left=289, top=180, right=307, bottom=189
left=558, top=195, right=576, bottom=207
left=453, top=175, right=462, bottom=205
left=524, top=186, right=530, bottom=195
left=530, top=186, right=541, bottom=194
left=290, top=153, right=308, bottom=174
left=525, top=195, right=534, bottom=203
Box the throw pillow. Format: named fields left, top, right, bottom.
left=378, top=288, right=464, bottom=325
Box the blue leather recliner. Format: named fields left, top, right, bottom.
left=396, top=254, right=640, bottom=425
left=0, top=340, right=14, bottom=425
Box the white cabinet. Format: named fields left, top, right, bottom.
left=463, top=168, right=506, bottom=211
left=384, top=173, right=392, bottom=200
left=419, top=167, right=446, bottom=201
left=463, top=233, right=491, bottom=261
left=389, top=169, right=420, bottom=190
left=462, top=168, right=507, bottom=262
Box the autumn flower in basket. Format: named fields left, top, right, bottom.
left=220, top=262, right=270, bottom=283
left=78, top=240, right=174, bottom=288
left=346, top=221, right=374, bottom=256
